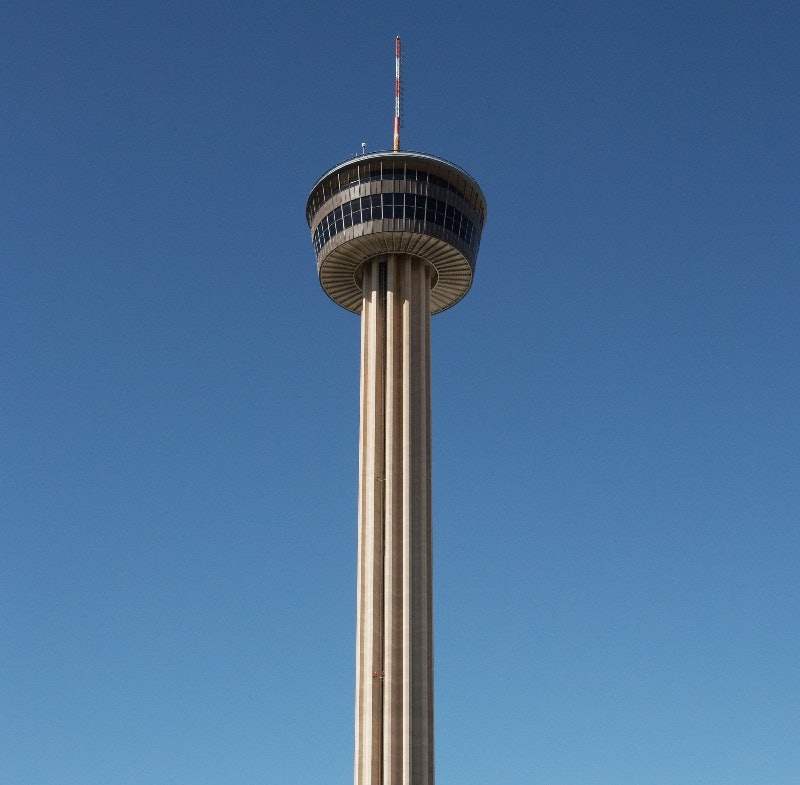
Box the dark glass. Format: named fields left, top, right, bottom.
left=313, top=192, right=477, bottom=254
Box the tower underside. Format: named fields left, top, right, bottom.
left=356, top=255, right=434, bottom=785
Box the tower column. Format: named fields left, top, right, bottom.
left=355, top=254, right=434, bottom=785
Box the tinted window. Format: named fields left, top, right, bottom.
left=312, top=193, right=479, bottom=255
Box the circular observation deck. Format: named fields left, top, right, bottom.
left=306, top=151, right=487, bottom=314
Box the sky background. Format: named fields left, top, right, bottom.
left=2, top=1, right=798, bottom=783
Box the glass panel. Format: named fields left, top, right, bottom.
left=312, top=188, right=480, bottom=252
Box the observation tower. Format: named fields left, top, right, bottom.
left=305, top=38, right=487, bottom=785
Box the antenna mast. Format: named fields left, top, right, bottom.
left=393, top=36, right=402, bottom=151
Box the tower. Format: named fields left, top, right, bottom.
left=305, top=38, right=487, bottom=785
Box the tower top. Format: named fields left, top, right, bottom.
left=306, top=37, right=487, bottom=314
left=306, top=151, right=487, bottom=314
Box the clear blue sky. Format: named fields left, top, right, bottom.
left=3, top=2, right=798, bottom=783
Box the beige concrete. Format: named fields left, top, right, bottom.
left=355, top=254, right=435, bottom=785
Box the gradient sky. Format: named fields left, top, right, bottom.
left=3, top=2, right=798, bottom=784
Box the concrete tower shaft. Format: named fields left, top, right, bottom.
left=356, top=255, right=434, bottom=785
left=307, top=151, right=486, bottom=785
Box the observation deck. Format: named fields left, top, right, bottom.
left=306, top=151, right=487, bottom=314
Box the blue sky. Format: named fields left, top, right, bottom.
left=2, top=2, right=798, bottom=783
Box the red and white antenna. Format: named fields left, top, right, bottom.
left=393, top=36, right=402, bottom=152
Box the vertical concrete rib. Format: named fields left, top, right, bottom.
left=383, top=255, right=403, bottom=785
left=355, top=260, right=385, bottom=785
left=356, top=255, right=434, bottom=785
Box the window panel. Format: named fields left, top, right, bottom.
left=313, top=193, right=480, bottom=255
